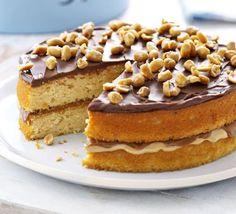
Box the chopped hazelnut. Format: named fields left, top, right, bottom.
left=103, top=82, right=115, bottom=91
left=61, top=45, right=71, bottom=61
left=94, top=45, right=104, bottom=54
left=134, top=51, right=148, bottom=62
left=108, top=91, right=123, bottom=104
left=196, top=31, right=208, bottom=43
left=209, top=64, right=221, bottom=77
left=82, top=22, right=94, bottom=39
left=70, top=47, right=78, bottom=57
left=158, top=23, right=172, bottom=34
left=85, top=49, right=103, bottom=62
left=137, top=86, right=150, bottom=97
left=177, top=32, right=190, bottom=42
left=164, top=57, right=176, bottom=69
left=116, top=84, right=130, bottom=93
left=199, top=74, right=210, bottom=84
left=183, top=60, right=195, bottom=72
left=207, top=54, right=221, bottom=65
left=188, top=75, right=200, bottom=83
left=148, top=50, right=159, bottom=59
left=225, top=50, right=236, bottom=60
left=47, top=46, right=61, bottom=58
left=32, top=45, right=47, bottom=56
left=99, top=36, right=108, bottom=45
left=47, top=37, right=64, bottom=46
left=109, top=20, right=127, bottom=31
left=124, top=32, right=135, bottom=47
left=80, top=43, right=87, bottom=55
left=186, top=26, right=199, bottom=35
left=157, top=70, right=173, bottom=82
left=217, top=48, right=227, bottom=58
left=230, top=55, right=236, bottom=67
left=228, top=70, right=236, bottom=83
left=196, top=46, right=210, bottom=59
left=149, top=58, right=164, bottom=72
left=102, top=30, right=113, bottom=38
left=141, top=33, right=153, bottom=41
left=117, top=78, right=133, bottom=86
left=46, top=56, right=57, bottom=70
left=111, top=45, right=124, bottom=55
left=175, top=72, right=188, bottom=87
left=75, top=35, right=89, bottom=45
left=124, top=61, right=133, bottom=72
left=132, top=73, right=145, bottom=87
left=146, top=41, right=158, bottom=52
left=180, top=42, right=192, bottom=58
left=227, top=41, right=236, bottom=50
left=18, top=62, right=33, bottom=71
left=169, top=27, right=181, bottom=37
left=140, top=63, right=154, bottom=79
left=163, top=80, right=180, bottom=97
left=77, top=58, right=88, bottom=69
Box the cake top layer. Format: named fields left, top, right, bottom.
left=18, top=20, right=236, bottom=112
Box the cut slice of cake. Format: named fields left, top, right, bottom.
left=83, top=20, right=236, bottom=172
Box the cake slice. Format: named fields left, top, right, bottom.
left=83, top=20, right=236, bottom=172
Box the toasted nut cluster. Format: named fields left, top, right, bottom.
left=111, top=45, right=124, bottom=55
left=230, top=55, right=236, bottom=67
left=134, top=51, right=148, bottom=62
left=125, top=61, right=133, bottom=72
left=175, top=72, right=188, bottom=87
left=47, top=46, right=61, bottom=58
left=18, top=62, right=33, bottom=71
left=209, top=64, right=221, bottom=77
left=46, top=56, right=57, bottom=70
left=149, top=58, right=164, bottom=72
left=44, top=134, right=54, bottom=145
left=61, top=45, right=71, bottom=61
left=140, top=64, right=154, bottom=79
left=227, top=41, right=236, bottom=50
left=132, top=73, right=145, bottom=87
left=137, top=86, right=150, bottom=97
left=183, top=60, right=195, bottom=72
left=163, top=80, right=180, bottom=97
left=157, top=70, right=172, bottom=82
left=85, top=49, right=103, bottom=62
left=32, top=45, right=47, bottom=56
left=75, top=35, right=89, bottom=45
left=77, top=58, right=88, bottom=69
left=82, top=22, right=94, bottom=39
left=164, top=57, right=176, bottom=69
left=103, top=82, right=116, bottom=91
left=108, top=91, right=123, bottom=104
left=228, top=70, right=236, bottom=83
left=196, top=46, right=210, bottom=59
left=47, top=37, right=64, bottom=46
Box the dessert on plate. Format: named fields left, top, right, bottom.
left=17, top=20, right=236, bottom=172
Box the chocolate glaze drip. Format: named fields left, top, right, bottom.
left=19, top=26, right=236, bottom=113
left=87, top=120, right=236, bottom=148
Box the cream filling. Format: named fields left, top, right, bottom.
left=85, top=128, right=228, bottom=155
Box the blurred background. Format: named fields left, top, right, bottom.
left=1, top=0, right=236, bottom=73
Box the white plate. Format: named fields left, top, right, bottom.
left=1, top=73, right=236, bottom=191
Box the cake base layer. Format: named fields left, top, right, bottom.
left=83, top=137, right=236, bottom=172
left=19, top=101, right=90, bottom=140
left=86, top=90, right=236, bottom=143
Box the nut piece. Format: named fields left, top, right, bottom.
left=66, top=32, right=78, bottom=43
left=32, top=45, right=47, bottom=56
left=180, top=42, right=192, bottom=58
left=79, top=43, right=87, bottom=55
left=163, top=80, right=180, bottom=97
left=85, top=50, right=103, bottom=62
left=125, top=61, right=133, bottom=72
left=47, top=37, right=64, bottom=46
left=227, top=41, right=236, bottom=50
left=103, top=82, right=116, bottom=91
left=186, top=26, right=198, bottom=35
left=46, top=56, right=57, bottom=70
left=163, top=51, right=179, bottom=62
left=70, top=47, right=78, bottom=57
left=109, top=20, right=127, bottom=31
left=209, top=64, right=221, bottom=77
left=134, top=51, right=148, bottom=62
left=199, top=74, right=210, bottom=84
left=230, top=55, right=236, bottom=67
left=177, top=32, right=190, bottom=42
left=196, top=31, right=208, bottom=43
left=132, top=73, right=145, bottom=87
left=157, top=70, right=173, bottom=82
left=111, top=45, right=124, bottom=55
left=116, top=84, right=130, bottom=93
left=217, top=48, right=227, bottom=58
left=18, top=62, right=33, bottom=71
left=102, top=30, right=113, bottom=38
left=183, top=60, right=195, bottom=72
left=108, top=91, right=123, bottom=104
left=77, top=58, right=88, bottom=69
left=188, top=75, right=200, bottom=83
left=124, top=32, right=135, bottom=47
left=141, top=33, right=153, bottom=42
left=169, top=27, right=181, bottom=37
left=228, top=70, right=236, bottom=83
left=44, top=134, right=54, bottom=145
left=164, top=58, right=176, bottom=70
left=47, top=46, right=61, bottom=58
left=140, top=64, right=154, bottom=79
left=158, top=23, right=172, bottom=34
left=99, top=36, right=108, bottom=45
left=149, top=50, right=159, bottom=59
left=175, top=72, right=188, bottom=87
left=61, top=45, right=71, bottom=61
left=75, top=36, right=89, bottom=45
left=196, top=46, right=210, bottom=59
left=117, top=78, right=133, bottom=86
left=207, top=54, right=221, bottom=65
left=137, top=86, right=150, bottom=97
left=94, top=45, right=104, bottom=54
left=82, top=22, right=94, bottom=39
left=149, top=58, right=164, bottom=72
left=225, top=50, right=236, bottom=60
left=146, top=41, right=158, bottom=52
